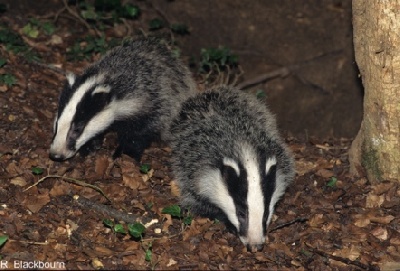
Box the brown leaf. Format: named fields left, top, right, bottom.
left=366, top=193, right=385, bottom=208
left=94, top=155, right=109, bottom=177
left=10, top=176, right=27, bottom=187
left=368, top=214, right=395, bottom=224
left=25, top=193, right=50, bottom=213
left=308, top=214, right=325, bottom=227
left=353, top=214, right=370, bottom=228
left=315, top=168, right=334, bottom=178
left=371, top=227, right=388, bottom=241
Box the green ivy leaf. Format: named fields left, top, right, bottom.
left=170, top=23, right=190, bottom=35
left=327, top=177, right=338, bottom=187
left=161, top=205, right=181, bottom=218
left=0, top=74, right=16, bottom=86
left=81, top=9, right=98, bottom=20
left=22, top=23, right=39, bottom=38
left=103, top=219, right=114, bottom=228
left=120, top=4, right=140, bottom=19
left=140, top=164, right=151, bottom=174
left=149, top=18, right=164, bottom=30
left=0, top=235, right=8, bottom=247
left=42, top=22, right=56, bottom=36
left=128, top=223, right=146, bottom=238
left=183, top=215, right=192, bottom=225
left=31, top=167, right=44, bottom=175
left=145, top=247, right=152, bottom=262
left=0, top=58, right=6, bottom=68
left=114, top=224, right=127, bottom=234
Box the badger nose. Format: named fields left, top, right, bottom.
left=247, top=243, right=264, bottom=252
left=49, top=152, right=67, bottom=162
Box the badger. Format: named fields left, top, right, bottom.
left=49, top=37, right=197, bottom=161
left=169, top=85, right=294, bottom=251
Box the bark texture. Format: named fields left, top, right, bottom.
left=350, top=1, right=400, bottom=182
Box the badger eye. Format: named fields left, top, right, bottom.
left=237, top=210, right=247, bottom=223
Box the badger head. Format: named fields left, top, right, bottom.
left=197, top=142, right=290, bottom=251
left=49, top=73, right=116, bottom=161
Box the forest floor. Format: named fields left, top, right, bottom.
left=0, top=1, right=399, bottom=270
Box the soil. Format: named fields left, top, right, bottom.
left=0, top=0, right=399, bottom=270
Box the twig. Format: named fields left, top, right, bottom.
left=72, top=194, right=148, bottom=224
left=304, top=242, right=379, bottom=271
left=61, top=0, right=102, bottom=37
left=236, top=67, right=290, bottom=90
left=9, top=239, right=49, bottom=245
left=268, top=217, right=308, bottom=233
left=24, top=175, right=112, bottom=203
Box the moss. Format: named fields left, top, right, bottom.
left=361, top=143, right=382, bottom=181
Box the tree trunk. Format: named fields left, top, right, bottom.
left=350, top=1, right=400, bottom=182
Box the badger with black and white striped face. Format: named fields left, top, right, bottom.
left=169, top=85, right=294, bottom=251
left=49, top=37, right=197, bottom=161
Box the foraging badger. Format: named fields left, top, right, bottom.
left=169, top=85, right=294, bottom=251
left=49, top=37, right=197, bottom=161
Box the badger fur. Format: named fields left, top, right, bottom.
left=49, top=37, right=197, bottom=161
left=169, top=85, right=294, bottom=251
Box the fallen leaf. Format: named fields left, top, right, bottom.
left=10, top=176, right=27, bottom=187
left=371, top=227, right=388, bottom=241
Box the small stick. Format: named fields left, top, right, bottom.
left=72, top=195, right=144, bottom=224
left=304, top=242, right=379, bottom=271
left=268, top=217, right=308, bottom=233
left=24, top=175, right=112, bottom=203
left=236, top=67, right=290, bottom=90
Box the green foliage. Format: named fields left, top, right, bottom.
left=76, top=0, right=140, bottom=27
left=31, top=167, right=44, bottom=175
left=161, top=205, right=181, bottom=218
left=0, top=58, right=6, bottom=67
left=199, top=46, right=238, bottom=74
left=170, top=23, right=190, bottom=35
left=149, top=18, right=165, bottom=31
left=22, top=19, right=56, bottom=38
left=0, top=73, right=16, bottom=86
left=162, top=205, right=192, bottom=226
left=67, top=35, right=121, bottom=61
left=0, top=24, right=39, bottom=61
left=128, top=223, right=146, bottom=239
left=140, top=164, right=151, bottom=174
left=103, top=219, right=146, bottom=239
left=326, top=177, right=337, bottom=188
left=256, top=89, right=266, bottom=100
left=144, top=242, right=152, bottom=262
left=0, top=235, right=8, bottom=248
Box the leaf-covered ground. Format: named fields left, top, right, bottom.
left=0, top=1, right=399, bottom=270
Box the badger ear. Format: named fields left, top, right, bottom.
left=222, top=157, right=240, bottom=176
left=92, top=84, right=111, bottom=95
left=66, top=72, right=76, bottom=86
left=265, top=156, right=277, bottom=176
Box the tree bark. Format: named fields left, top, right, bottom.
left=350, top=1, right=400, bottom=182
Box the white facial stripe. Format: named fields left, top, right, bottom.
left=197, top=168, right=240, bottom=229
left=50, top=75, right=103, bottom=157
left=241, top=143, right=265, bottom=245
left=92, top=84, right=111, bottom=95
left=75, top=98, right=143, bottom=150
left=223, top=157, right=240, bottom=176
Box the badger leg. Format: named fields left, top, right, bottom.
left=113, top=132, right=155, bottom=162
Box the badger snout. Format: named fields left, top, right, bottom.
left=49, top=151, right=68, bottom=162
left=247, top=243, right=264, bottom=252
left=49, top=144, right=76, bottom=161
